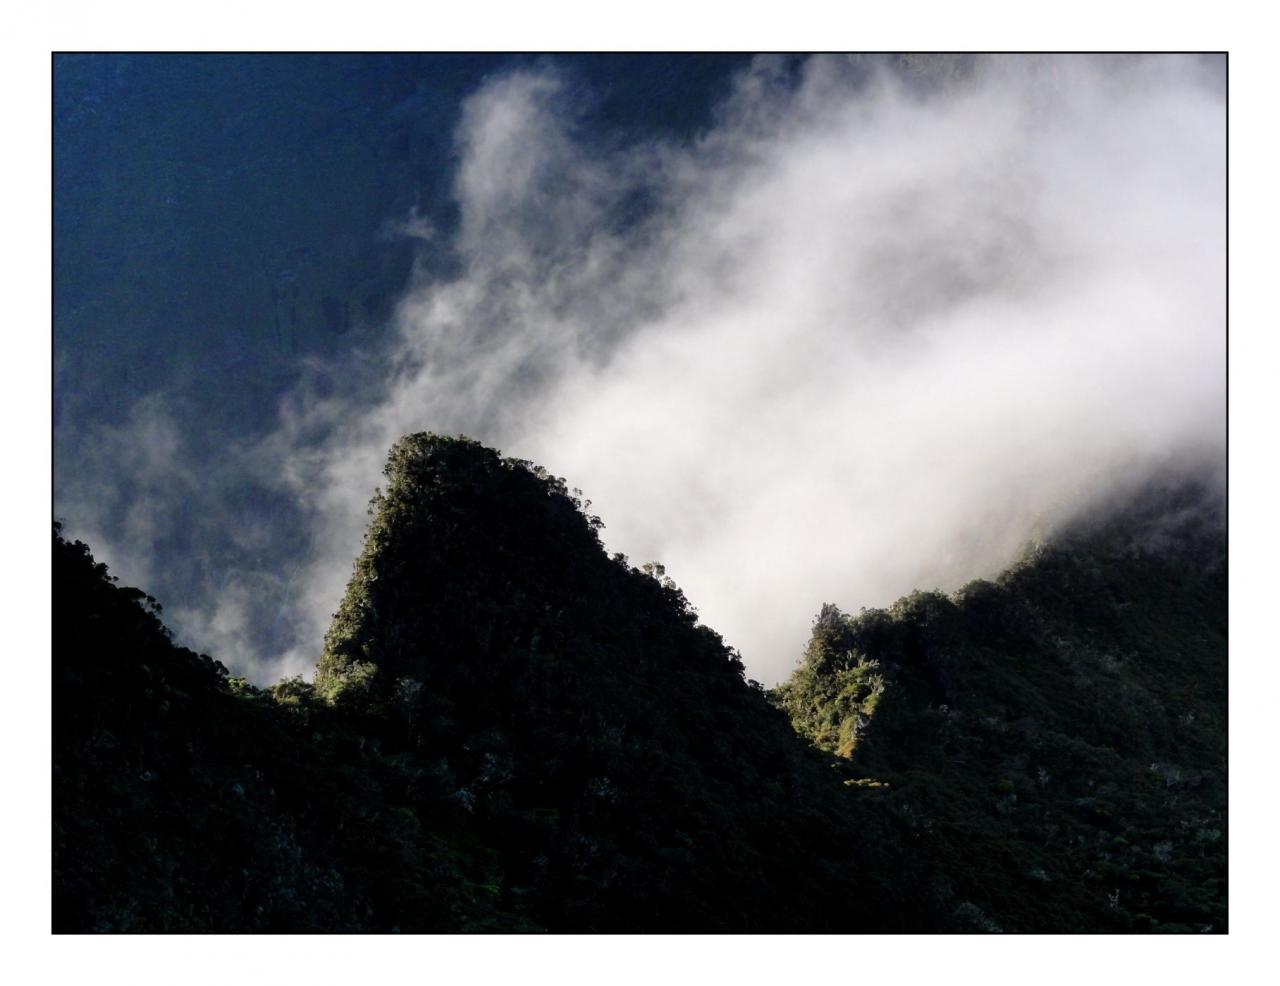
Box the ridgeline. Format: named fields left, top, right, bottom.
left=53, top=435, right=1226, bottom=931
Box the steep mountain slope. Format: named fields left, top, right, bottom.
left=772, top=479, right=1227, bottom=932
left=52, top=437, right=1226, bottom=932
left=308, top=434, right=919, bottom=931
left=53, top=521, right=536, bottom=931
left=53, top=436, right=931, bottom=931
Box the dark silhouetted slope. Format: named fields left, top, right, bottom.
left=310, top=434, right=917, bottom=931
left=53, top=438, right=928, bottom=931
left=53, top=521, right=533, bottom=931
left=772, top=478, right=1227, bottom=932
left=53, top=440, right=1226, bottom=932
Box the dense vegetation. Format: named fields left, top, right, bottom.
left=53, top=436, right=1226, bottom=932
left=773, top=481, right=1227, bottom=932
left=53, top=519, right=534, bottom=931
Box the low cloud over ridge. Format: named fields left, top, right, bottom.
left=58, top=55, right=1226, bottom=685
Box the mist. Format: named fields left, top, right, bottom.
left=55, top=54, right=1225, bottom=686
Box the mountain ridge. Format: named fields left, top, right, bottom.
left=52, top=434, right=1226, bottom=932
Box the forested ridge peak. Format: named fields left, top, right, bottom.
left=53, top=437, right=1226, bottom=932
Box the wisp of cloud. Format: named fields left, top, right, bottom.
left=58, top=55, right=1226, bottom=685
